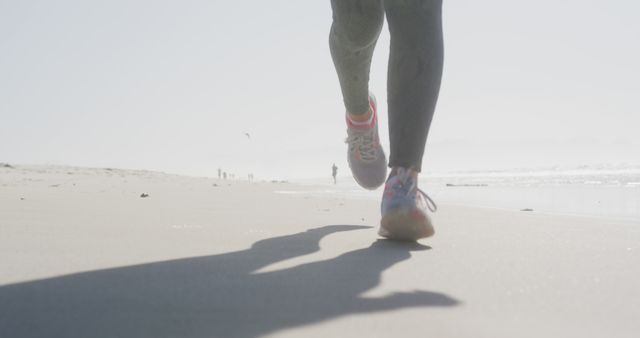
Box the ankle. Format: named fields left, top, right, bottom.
left=347, top=106, right=372, bottom=122
left=390, top=167, right=419, bottom=180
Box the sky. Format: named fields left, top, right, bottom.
left=1, top=0, right=639, bottom=179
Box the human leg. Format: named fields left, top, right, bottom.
left=384, top=0, right=444, bottom=172
left=379, top=0, right=443, bottom=240
left=330, top=0, right=385, bottom=116
left=330, top=0, right=388, bottom=190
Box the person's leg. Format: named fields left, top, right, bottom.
left=379, top=0, right=443, bottom=240
left=384, top=0, right=444, bottom=172
left=329, top=0, right=384, bottom=116
left=330, top=0, right=388, bottom=190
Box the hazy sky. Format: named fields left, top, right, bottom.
left=1, top=0, right=639, bottom=179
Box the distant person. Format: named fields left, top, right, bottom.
left=330, top=0, right=441, bottom=240
left=223, top=172, right=227, bottom=180
left=332, top=163, right=338, bottom=184
left=218, top=168, right=222, bottom=179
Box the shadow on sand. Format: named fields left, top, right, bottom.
left=0, top=225, right=459, bottom=338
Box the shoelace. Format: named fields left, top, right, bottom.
left=418, top=188, right=438, bottom=212
left=345, top=128, right=377, bottom=161
left=393, top=168, right=438, bottom=213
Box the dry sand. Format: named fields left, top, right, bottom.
left=1, top=165, right=639, bottom=338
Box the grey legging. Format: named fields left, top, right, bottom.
left=329, top=0, right=444, bottom=172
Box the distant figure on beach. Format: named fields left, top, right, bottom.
left=218, top=168, right=222, bottom=179
left=330, top=0, right=442, bottom=240
left=332, top=163, right=338, bottom=185
left=223, top=172, right=227, bottom=180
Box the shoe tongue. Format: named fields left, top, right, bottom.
left=395, top=168, right=413, bottom=185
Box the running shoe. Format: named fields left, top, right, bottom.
left=345, top=94, right=387, bottom=190
left=380, top=167, right=437, bottom=240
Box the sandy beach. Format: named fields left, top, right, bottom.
left=1, top=165, right=639, bottom=338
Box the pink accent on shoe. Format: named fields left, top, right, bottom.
left=346, top=97, right=378, bottom=129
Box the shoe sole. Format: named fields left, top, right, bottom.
left=379, top=208, right=435, bottom=241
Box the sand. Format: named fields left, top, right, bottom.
left=1, top=165, right=639, bottom=338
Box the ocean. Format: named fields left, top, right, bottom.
left=284, top=165, right=640, bottom=222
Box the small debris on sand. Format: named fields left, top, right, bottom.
left=140, top=193, right=149, bottom=198
left=520, top=208, right=534, bottom=212
left=1, top=163, right=13, bottom=168
left=212, top=183, right=218, bottom=187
